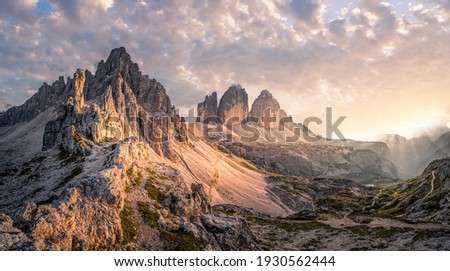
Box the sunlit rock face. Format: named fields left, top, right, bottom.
left=218, top=84, right=248, bottom=125
left=249, top=89, right=288, bottom=128
left=39, top=47, right=187, bottom=157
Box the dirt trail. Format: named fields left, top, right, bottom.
left=424, top=170, right=436, bottom=199
left=368, top=189, right=384, bottom=209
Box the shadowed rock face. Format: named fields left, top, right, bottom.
left=423, top=158, right=450, bottom=183
left=218, top=84, right=248, bottom=125
left=40, top=47, right=187, bottom=158
left=0, top=76, right=67, bottom=127
left=197, top=92, right=219, bottom=123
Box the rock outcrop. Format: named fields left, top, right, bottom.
left=163, top=182, right=260, bottom=250
left=0, top=214, right=31, bottom=250
left=218, top=84, right=248, bottom=125
left=41, top=47, right=187, bottom=158
left=249, top=89, right=288, bottom=128
left=197, top=92, right=219, bottom=123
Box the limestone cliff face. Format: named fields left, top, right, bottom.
left=249, top=90, right=288, bottom=128
left=41, top=47, right=187, bottom=158
left=197, top=92, right=219, bottom=123
left=218, top=84, right=248, bottom=125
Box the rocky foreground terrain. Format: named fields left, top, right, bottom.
left=0, top=47, right=449, bottom=250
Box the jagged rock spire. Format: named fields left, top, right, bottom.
left=197, top=92, right=219, bottom=123
left=27, top=47, right=185, bottom=157
left=95, top=47, right=142, bottom=92
left=218, top=84, right=248, bottom=124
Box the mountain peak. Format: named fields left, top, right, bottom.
left=197, top=92, right=219, bottom=123
left=218, top=84, right=248, bottom=124
left=249, top=89, right=286, bottom=119
left=259, top=89, right=273, bottom=98
left=106, top=47, right=131, bottom=64
left=95, top=47, right=141, bottom=87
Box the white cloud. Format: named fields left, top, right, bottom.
left=411, top=4, right=424, bottom=11
left=0, top=0, right=449, bottom=138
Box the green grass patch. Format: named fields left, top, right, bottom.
left=314, top=195, right=372, bottom=212
left=160, top=230, right=205, bottom=251
left=58, top=148, right=83, bottom=164
left=126, top=168, right=133, bottom=178
left=134, top=171, right=143, bottom=186
left=158, top=175, right=169, bottom=180
left=241, top=161, right=256, bottom=170
left=126, top=168, right=143, bottom=187
left=145, top=180, right=167, bottom=202
left=120, top=204, right=139, bottom=245
left=137, top=201, right=160, bottom=227
left=377, top=203, right=405, bottom=218
left=285, top=210, right=317, bottom=221
left=212, top=206, right=236, bottom=216
left=147, top=167, right=157, bottom=176
left=73, top=131, right=81, bottom=142
left=67, top=165, right=83, bottom=180
left=124, top=184, right=132, bottom=194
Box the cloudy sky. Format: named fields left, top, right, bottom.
left=0, top=0, right=449, bottom=139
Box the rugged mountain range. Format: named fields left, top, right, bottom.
left=198, top=87, right=400, bottom=182
left=0, top=47, right=449, bottom=251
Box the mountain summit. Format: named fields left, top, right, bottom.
left=3, top=47, right=187, bottom=158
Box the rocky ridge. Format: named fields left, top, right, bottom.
left=0, top=77, right=67, bottom=127
left=40, top=47, right=187, bottom=158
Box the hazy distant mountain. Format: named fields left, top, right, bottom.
left=379, top=134, right=432, bottom=177
left=379, top=128, right=450, bottom=178
left=415, top=131, right=450, bottom=173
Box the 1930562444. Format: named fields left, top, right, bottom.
left=256, top=255, right=335, bottom=267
